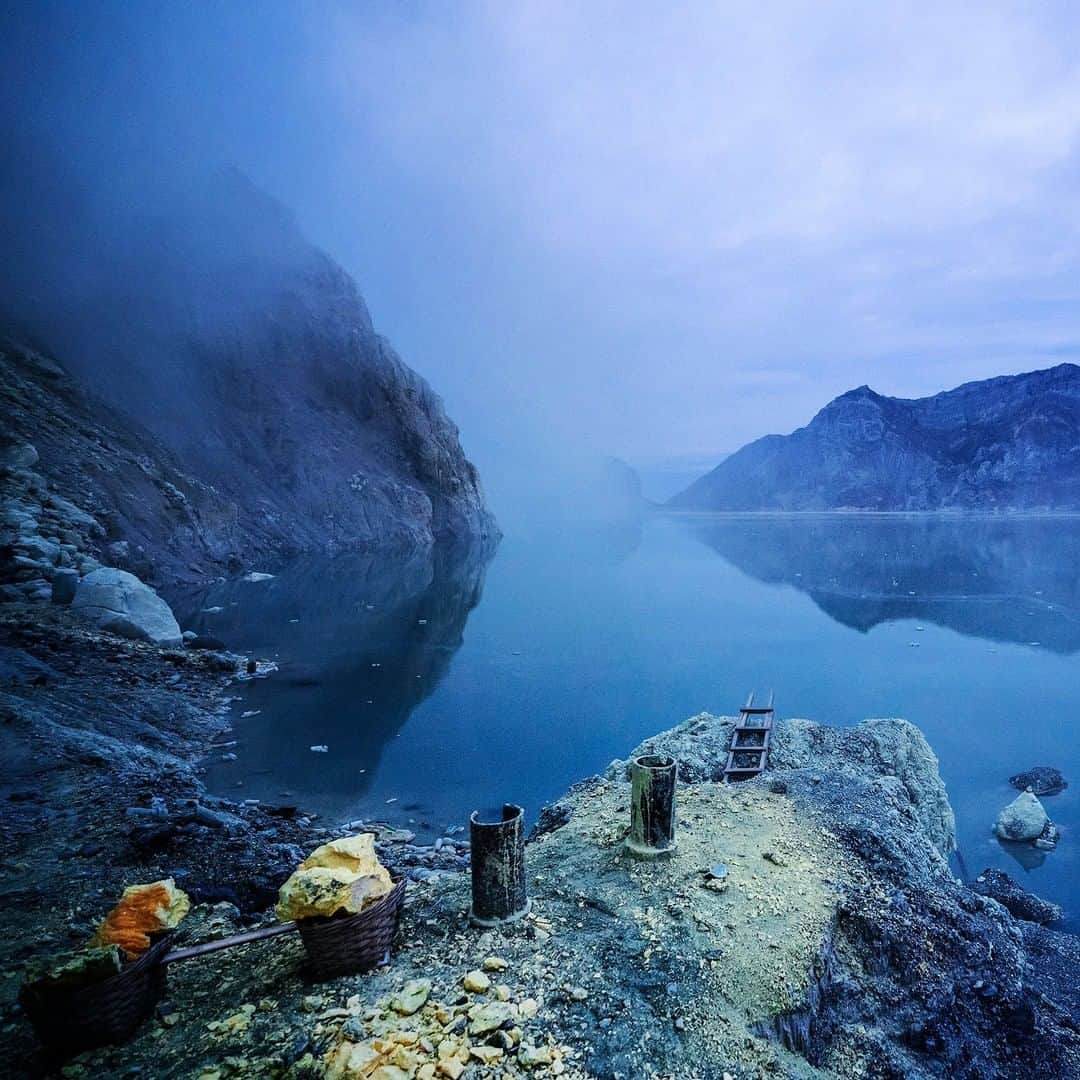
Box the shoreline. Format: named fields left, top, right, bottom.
left=2, top=610, right=1079, bottom=1078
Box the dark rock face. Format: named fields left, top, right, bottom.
left=1010, top=766, right=1068, bottom=796
left=1, top=171, right=496, bottom=587
left=671, top=365, right=1080, bottom=510
left=971, top=868, right=1063, bottom=925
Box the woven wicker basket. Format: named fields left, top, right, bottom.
left=20, top=933, right=172, bottom=1056
left=297, top=877, right=406, bottom=980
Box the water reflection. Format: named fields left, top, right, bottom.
left=173, top=540, right=495, bottom=807
left=685, top=514, right=1080, bottom=653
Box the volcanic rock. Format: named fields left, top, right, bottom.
left=971, top=868, right=1063, bottom=925
left=72, top=567, right=183, bottom=647
left=995, top=790, right=1051, bottom=842
left=1009, top=766, right=1068, bottom=796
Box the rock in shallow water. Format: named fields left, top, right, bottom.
left=994, top=790, right=1050, bottom=842
left=1009, top=766, right=1067, bottom=796
left=72, top=567, right=183, bottom=647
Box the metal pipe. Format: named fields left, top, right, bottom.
left=627, top=754, right=677, bottom=857
left=469, top=803, right=530, bottom=926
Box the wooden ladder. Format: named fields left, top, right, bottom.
left=722, top=690, right=774, bottom=782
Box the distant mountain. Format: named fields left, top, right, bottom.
left=1, top=168, right=497, bottom=575
left=670, top=365, right=1080, bottom=511
left=637, top=452, right=731, bottom=502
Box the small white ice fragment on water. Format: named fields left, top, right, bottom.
left=242, top=571, right=275, bottom=582
left=908, top=642, right=920, bottom=647
left=915, top=626, right=925, bottom=632
left=310, top=744, right=329, bottom=753
left=386, top=797, right=397, bottom=804
left=241, top=710, right=261, bottom=718
left=203, top=606, right=223, bottom=614
left=418, top=619, right=427, bottom=625
left=1030, top=642, right=1041, bottom=647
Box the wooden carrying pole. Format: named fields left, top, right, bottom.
left=162, top=920, right=296, bottom=964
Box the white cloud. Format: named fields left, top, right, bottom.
left=318, top=1, right=1080, bottom=458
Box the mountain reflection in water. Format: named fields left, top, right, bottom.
left=167, top=516, right=1079, bottom=927
left=686, top=514, right=1080, bottom=654
left=173, top=541, right=493, bottom=815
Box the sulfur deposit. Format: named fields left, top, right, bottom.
left=91, top=878, right=190, bottom=958
left=277, top=834, right=394, bottom=922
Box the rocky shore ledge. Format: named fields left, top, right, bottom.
left=1, top=611, right=1078, bottom=1079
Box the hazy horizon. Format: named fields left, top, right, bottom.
left=7, top=2, right=1080, bottom=510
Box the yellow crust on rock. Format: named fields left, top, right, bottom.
left=91, top=878, right=190, bottom=959
left=277, top=833, right=393, bottom=922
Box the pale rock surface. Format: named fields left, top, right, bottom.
left=995, top=789, right=1050, bottom=842
left=610, top=713, right=957, bottom=855
left=72, top=567, right=183, bottom=647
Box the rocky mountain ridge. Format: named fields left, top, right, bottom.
left=1, top=174, right=497, bottom=589
left=671, top=364, right=1080, bottom=511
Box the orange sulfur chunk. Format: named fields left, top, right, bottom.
left=91, top=878, right=190, bottom=959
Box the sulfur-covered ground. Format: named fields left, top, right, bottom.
left=47, top=775, right=854, bottom=1080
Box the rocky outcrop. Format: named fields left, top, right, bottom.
left=671, top=364, right=1080, bottom=510
left=1010, top=766, right=1068, bottom=796
left=72, top=568, right=183, bottom=647
left=606, top=712, right=1077, bottom=1077
left=971, top=868, right=1063, bottom=925
left=609, top=713, right=956, bottom=856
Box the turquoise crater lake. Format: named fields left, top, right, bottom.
left=174, top=513, right=1080, bottom=930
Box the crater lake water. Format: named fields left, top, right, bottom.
left=174, top=514, right=1080, bottom=928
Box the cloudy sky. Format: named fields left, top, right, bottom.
left=7, top=1, right=1080, bottom=490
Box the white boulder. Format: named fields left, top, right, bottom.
left=72, top=567, right=183, bottom=647
left=994, top=790, right=1049, bottom=842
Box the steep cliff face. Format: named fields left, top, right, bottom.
left=671, top=365, right=1080, bottom=510
left=1, top=172, right=496, bottom=580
